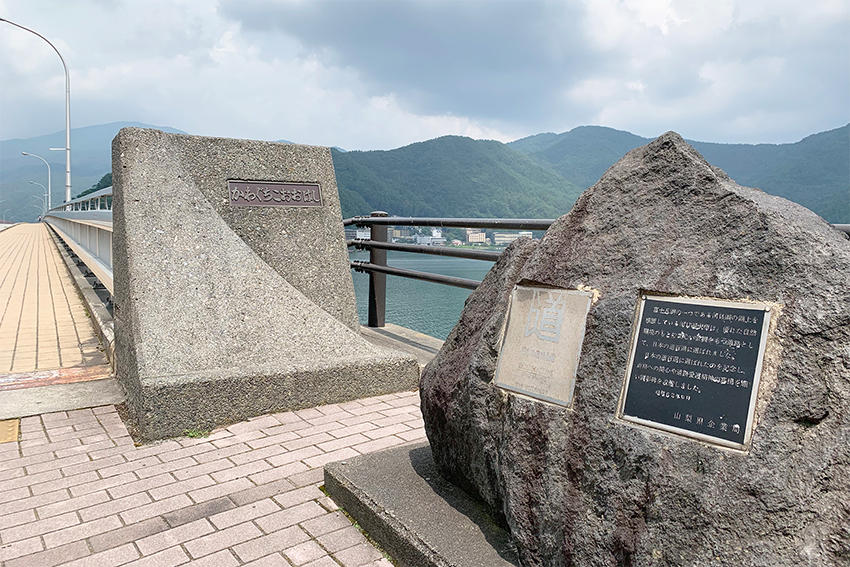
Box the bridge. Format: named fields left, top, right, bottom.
left=0, top=178, right=847, bottom=566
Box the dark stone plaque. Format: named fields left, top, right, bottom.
left=228, top=180, right=323, bottom=207
left=618, top=295, right=772, bottom=450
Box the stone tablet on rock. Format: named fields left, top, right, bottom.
left=113, top=128, right=419, bottom=440
left=420, top=133, right=850, bottom=566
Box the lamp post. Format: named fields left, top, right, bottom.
left=1, top=17, right=71, bottom=203
left=28, top=181, right=48, bottom=214
left=22, top=152, right=51, bottom=210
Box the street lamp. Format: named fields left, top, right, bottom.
left=22, top=152, right=51, bottom=210
left=29, top=181, right=48, bottom=214
left=1, top=17, right=71, bottom=203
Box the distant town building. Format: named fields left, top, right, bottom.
left=492, top=231, right=533, bottom=246
left=391, top=227, right=413, bottom=238
left=465, top=228, right=486, bottom=244
left=344, top=227, right=371, bottom=240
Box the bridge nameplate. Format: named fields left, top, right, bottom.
left=228, top=180, right=323, bottom=207
left=617, top=295, right=771, bottom=450
left=494, top=285, right=593, bottom=407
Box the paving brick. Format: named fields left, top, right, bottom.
left=228, top=477, right=296, bottom=507
left=245, top=431, right=301, bottom=450
left=317, top=433, right=370, bottom=453
left=282, top=432, right=334, bottom=452
left=25, top=452, right=90, bottom=474
left=294, top=408, right=324, bottom=421
left=20, top=437, right=81, bottom=456
left=345, top=402, right=393, bottom=416
left=172, top=458, right=233, bottom=481
left=317, top=496, right=339, bottom=512
left=1, top=511, right=79, bottom=543
left=70, top=471, right=137, bottom=496
left=266, top=446, right=323, bottom=468
left=337, top=412, right=386, bottom=428
left=227, top=415, right=280, bottom=435
left=362, top=423, right=410, bottom=440
left=272, top=484, right=324, bottom=508
left=30, top=470, right=99, bottom=495
left=59, top=543, right=140, bottom=567
left=0, top=509, right=36, bottom=531
left=212, top=429, right=266, bottom=449
left=242, top=554, right=289, bottom=567
left=5, top=468, right=61, bottom=490
left=0, top=451, right=53, bottom=471
left=283, top=540, right=327, bottom=565
left=37, top=489, right=110, bottom=518
left=256, top=501, right=325, bottom=534
left=89, top=516, right=170, bottom=553
left=98, top=455, right=160, bottom=477
left=122, top=545, right=189, bottom=567
left=61, top=454, right=126, bottom=477
left=287, top=468, right=324, bottom=488
left=43, top=515, right=123, bottom=548
left=125, top=440, right=182, bottom=461
left=120, top=494, right=193, bottom=524
left=3, top=487, right=69, bottom=514
left=4, top=540, right=87, bottom=567
left=398, top=428, right=427, bottom=442
left=209, top=498, right=280, bottom=530
left=0, top=466, right=25, bottom=483
left=184, top=521, right=263, bottom=558
left=0, top=536, right=44, bottom=562
left=303, top=448, right=359, bottom=469
left=157, top=443, right=219, bottom=463
left=80, top=491, right=152, bottom=521
left=149, top=474, right=215, bottom=500
left=232, top=525, right=310, bottom=563
left=136, top=518, right=215, bottom=556
left=248, top=461, right=309, bottom=486
left=189, top=477, right=253, bottom=503
left=290, top=421, right=345, bottom=440
left=193, top=443, right=252, bottom=464
left=301, top=512, right=352, bottom=537
left=162, top=495, right=236, bottom=527
left=108, top=472, right=176, bottom=499
left=135, top=456, right=197, bottom=479
left=353, top=436, right=406, bottom=455
left=317, top=526, right=368, bottom=553
left=334, top=542, right=384, bottom=566
left=184, top=549, right=240, bottom=567
left=369, top=414, right=414, bottom=429
left=0, top=485, right=31, bottom=505
left=210, top=459, right=271, bottom=483
left=302, top=557, right=341, bottom=567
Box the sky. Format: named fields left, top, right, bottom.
left=0, top=0, right=847, bottom=150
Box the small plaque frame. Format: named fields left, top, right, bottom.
left=617, top=294, right=772, bottom=451
left=228, top=180, right=323, bottom=208
left=494, top=285, right=593, bottom=407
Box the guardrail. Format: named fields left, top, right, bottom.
left=43, top=187, right=114, bottom=294
left=344, top=212, right=555, bottom=327
left=345, top=211, right=850, bottom=328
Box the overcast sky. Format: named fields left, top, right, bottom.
left=0, top=0, right=847, bottom=149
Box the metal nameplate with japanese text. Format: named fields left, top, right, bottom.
left=494, top=285, right=593, bottom=407
left=228, top=180, right=323, bottom=207
left=617, top=295, right=772, bottom=450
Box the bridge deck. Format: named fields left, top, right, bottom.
left=0, top=223, right=110, bottom=386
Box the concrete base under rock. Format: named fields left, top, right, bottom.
left=324, top=442, right=519, bottom=567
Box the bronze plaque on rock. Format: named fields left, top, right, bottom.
left=494, top=285, right=593, bottom=407
left=617, top=294, right=772, bottom=451
left=228, top=180, right=323, bottom=207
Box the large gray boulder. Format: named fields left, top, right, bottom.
left=420, top=133, right=850, bottom=566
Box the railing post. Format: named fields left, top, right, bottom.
left=367, top=211, right=388, bottom=327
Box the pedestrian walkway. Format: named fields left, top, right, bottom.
left=0, top=223, right=109, bottom=382
left=0, top=390, right=425, bottom=566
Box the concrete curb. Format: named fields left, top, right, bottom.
left=46, top=223, right=115, bottom=370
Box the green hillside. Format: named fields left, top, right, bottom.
left=332, top=135, right=583, bottom=219
left=510, top=124, right=850, bottom=223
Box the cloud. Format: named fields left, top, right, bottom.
left=0, top=0, right=847, bottom=148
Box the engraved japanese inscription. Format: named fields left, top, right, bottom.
left=618, top=295, right=772, bottom=450
left=494, top=285, right=593, bottom=407
left=228, top=180, right=323, bottom=207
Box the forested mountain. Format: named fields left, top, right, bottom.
left=510, top=124, right=850, bottom=223
left=1, top=122, right=846, bottom=224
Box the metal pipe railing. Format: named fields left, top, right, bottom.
left=348, top=211, right=551, bottom=327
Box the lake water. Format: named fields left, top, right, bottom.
left=350, top=250, right=494, bottom=339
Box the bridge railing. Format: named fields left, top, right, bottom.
left=43, top=187, right=114, bottom=295
left=344, top=212, right=555, bottom=327
left=346, top=212, right=850, bottom=328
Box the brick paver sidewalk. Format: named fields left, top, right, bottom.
left=0, top=390, right=426, bottom=567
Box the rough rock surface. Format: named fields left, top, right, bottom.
left=420, top=133, right=850, bottom=567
